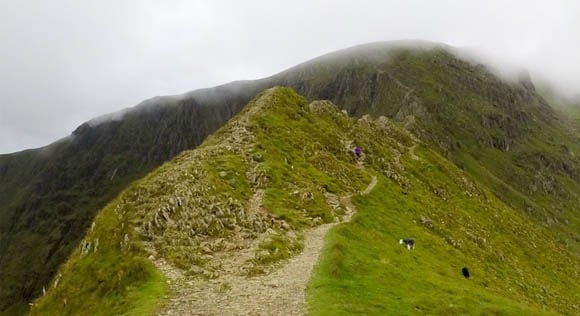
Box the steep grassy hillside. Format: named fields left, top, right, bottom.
left=0, top=81, right=266, bottom=314
left=308, top=117, right=579, bottom=314
left=30, top=87, right=362, bottom=314
left=33, top=88, right=578, bottom=315
left=272, top=43, right=580, bottom=252
left=3, top=41, right=580, bottom=314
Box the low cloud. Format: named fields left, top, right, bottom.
left=1, top=0, right=579, bottom=153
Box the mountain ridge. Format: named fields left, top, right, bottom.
left=1, top=41, right=579, bottom=314
left=31, top=87, right=579, bottom=315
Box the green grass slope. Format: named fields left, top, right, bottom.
left=31, top=87, right=367, bottom=314
left=32, top=87, right=578, bottom=315
left=308, top=127, right=579, bottom=314
left=0, top=81, right=263, bottom=315
left=6, top=41, right=580, bottom=314
left=273, top=44, right=580, bottom=253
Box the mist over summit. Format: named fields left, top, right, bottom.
left=56, top=41, right=550, bottom=143
left=3, top=0, right=580, bottom=154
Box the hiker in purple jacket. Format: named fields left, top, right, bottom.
left=354, top=146, right=361, bottom=159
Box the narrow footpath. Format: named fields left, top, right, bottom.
left=157, top=176, right=377, bottom=316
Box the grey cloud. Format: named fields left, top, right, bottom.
left=1, top=0, right=579, bottom=153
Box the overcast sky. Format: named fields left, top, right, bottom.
left=1, top=0, right=578, bottom=154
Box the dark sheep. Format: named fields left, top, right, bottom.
left=462, top=267, right=470, bottom=279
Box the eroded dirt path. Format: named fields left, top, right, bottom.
left=156, top=176, right=377, bottom=316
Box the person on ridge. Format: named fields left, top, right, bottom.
left=354, top=146, right=362, bottom=159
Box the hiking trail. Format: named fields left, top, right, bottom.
left=156, top=176, right=377, bottom=316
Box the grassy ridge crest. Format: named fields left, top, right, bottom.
left=33, top=87, right=579, bottom=315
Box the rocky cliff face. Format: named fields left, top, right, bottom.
left=1, top=41, right=579, bottom=314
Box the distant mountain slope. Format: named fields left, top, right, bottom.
left=32, top=88, right=579, bottom=315
left=0, top=81, right=268, bottom=314
left=1, top=41, right=579, bottom=314
left=270, top=42, right=580, bottom=252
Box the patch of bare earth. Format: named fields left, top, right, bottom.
left=156, top=176, right=377, bottom=316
